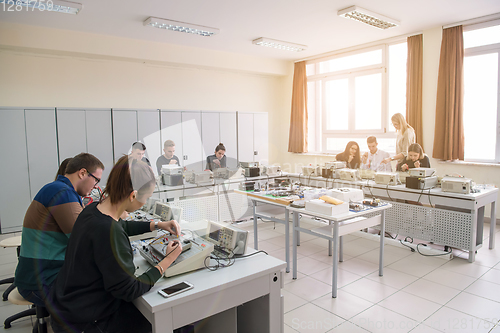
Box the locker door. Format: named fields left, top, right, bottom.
left=112, top=110, right=138, bottom=163
left=220, top=112, right=237, bottom=168
left=237, top=112, right=254, bottom=164
left=138, top=110, right=161, bottom=174
left=160, top=111, right=184, bottom=170
left=25, top=109, right=59, bottom=199
left=202, top=112, right=220, bottom=167
left=0, top=109, right=31, bottom=232
left=253, top=113, right=269, bottom=164
left=56, top=109, right=87, bottom=161
left=86, top=109, right=113, bottom=185
left=182, top=112, right=203, bottom=172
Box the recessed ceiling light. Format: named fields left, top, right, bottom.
left=338, top=6, right=400, bottom=30
left=144, top=17, right=220, bottom=37
left=252, top=38, right=307, bottom=52
left=0, top=0, right=82, bottom=14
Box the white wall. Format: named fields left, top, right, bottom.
left=0, top=22, right=293, bottom=168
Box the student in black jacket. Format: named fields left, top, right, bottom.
left=49, top=156, right=182, bottom=333
left=335, top=141, right=361, bottom=169
left=397, top=143, right=430, bottom=171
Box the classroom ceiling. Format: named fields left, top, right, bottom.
left=1, top=0, right=500, bottom=61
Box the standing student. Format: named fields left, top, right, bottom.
left=360, top=136, right=391, bottom=172
left=335, top=141, right=361, bottom=169
left=206, top=143, right=226, bottom=171
left=398, top=143, right=430, bottom=171
left=382, top=113, right=416, bottom=165
left=129, top=142, right=151, bottom=166
left=156, top=139, right=181, bottom=174
left=15, top=153, right=104, bottom=307
left=49, top=156, right=182, bottom=333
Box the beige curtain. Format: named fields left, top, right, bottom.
left=432, top=25, right=465, bottom=160
left=406, top=34, right=423, bottom=147
left=288, top=61, right=308, bottom=153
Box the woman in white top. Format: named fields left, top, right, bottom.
left=382, top=113, right=416, bottom=165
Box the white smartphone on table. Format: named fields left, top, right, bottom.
left=158, top=281, right=194, bottom=298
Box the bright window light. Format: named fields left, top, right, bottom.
left=463, top=53, right=498, bottom=161
left=319, top=49, right=382, bottom=74
left=325, top=79, right=349, bottom=131
left=464, top=25, right=500, bottom=49
left=388, top=42, right=408, bottom=132
left=355, top=73, right=382, bottom=130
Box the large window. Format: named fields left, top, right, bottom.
left=463, top=21, right=500, bottom=163
left=307, top=41, right=407, bottom=154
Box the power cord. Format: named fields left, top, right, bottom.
left=416, top=243, right=453, bottom=257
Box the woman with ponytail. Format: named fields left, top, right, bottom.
left=49, top=156, right=182, bottom=333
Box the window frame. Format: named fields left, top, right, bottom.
left=306, top=40, right=407, bottom=154
left=463, top=21, right=500, bottom=163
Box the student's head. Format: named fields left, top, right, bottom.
left=366, top=136, right=378, bottom=154
left=55, top=158, right=72, bottom=181
left=391, top=113, right=409, bottom=133
left=65, top=153, right=105, bottom=197
left=102, top=156, right=155, bottom=212
left=215, top=143, right=226, bottom=160
left=130, top=142, right=147, bottom=161
left=408, top=143, right=424, bottom=162
left=163, top=140, right=175, bottom=159
left=344, top=141, right=359, bottom=157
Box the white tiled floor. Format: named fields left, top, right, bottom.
left=248, top=218, right=500, bottom=333
left=0, top=220, right=499, bottom=333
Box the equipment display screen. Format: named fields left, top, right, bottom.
left=208, top=224, right=221, bottom=241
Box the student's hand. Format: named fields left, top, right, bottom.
left=362, top=152, right=368, bottom=164
left=213, top=159, right=221, bottom=166
left=414, top=160, right=421, bottom=168
left=162, top=241, right=182, bottom=262
left=169, top=160, right=177, bottom=165
left=160, top=220, right=181, bottom=236
left=348, top=155, right=354, bottom=163
left=401, top=164, right=408, bottom=172
left=381, top=157, right=391, bottom=164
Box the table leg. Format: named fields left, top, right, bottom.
left=339, top=236, right=343, bottom=262
left=332, top=222, right=339, bottom=298
left=379, top=211, right=385, bottom=276
left=293, top=211, right=298, bottom=279
left=328, top=220, right=332, bottom=256
left=469, top=210, right=477, bottom=263
left=253, top=200, right=258, bottom=250
left=285, top=208, right=290, bottom=273
left=490, top=201, right=496, bottom=249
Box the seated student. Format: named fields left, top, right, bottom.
left=49, top=156, right=182, bottom=333
left=335, top=141, right=361, bottom=169
left=360, top=136, right=391, bottom=172
left=129, top=141, right=151, bottom=166
left=397, top=143, right=430, bottom=171
left=15, top=153, right=104, bottom=308
left=206, top=143, right=226, bottom=171
left=156, top=139, right=181, bottom=174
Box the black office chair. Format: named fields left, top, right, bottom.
left=4, top=287, right=49, bottom=333
left=0, top=236, right=22, bottom=301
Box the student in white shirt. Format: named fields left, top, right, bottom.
left=361, top=136, right=391, bottom=172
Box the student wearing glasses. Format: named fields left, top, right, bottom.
left=15, top=153, right=104, bottom=308
left=49, top=156, right=182, bottom=333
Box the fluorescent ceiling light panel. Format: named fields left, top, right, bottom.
left=0, top=0, right=82, bottom=14
left=252, top=38, right=307, bottom=52
left=338, top=6, right=400, bottom=30
left=144, top=17, right=219, bottom=37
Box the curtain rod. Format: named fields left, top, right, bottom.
left=443, top=12, right=500, bottom=29
left=294, top=31, right=422, bottom=63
